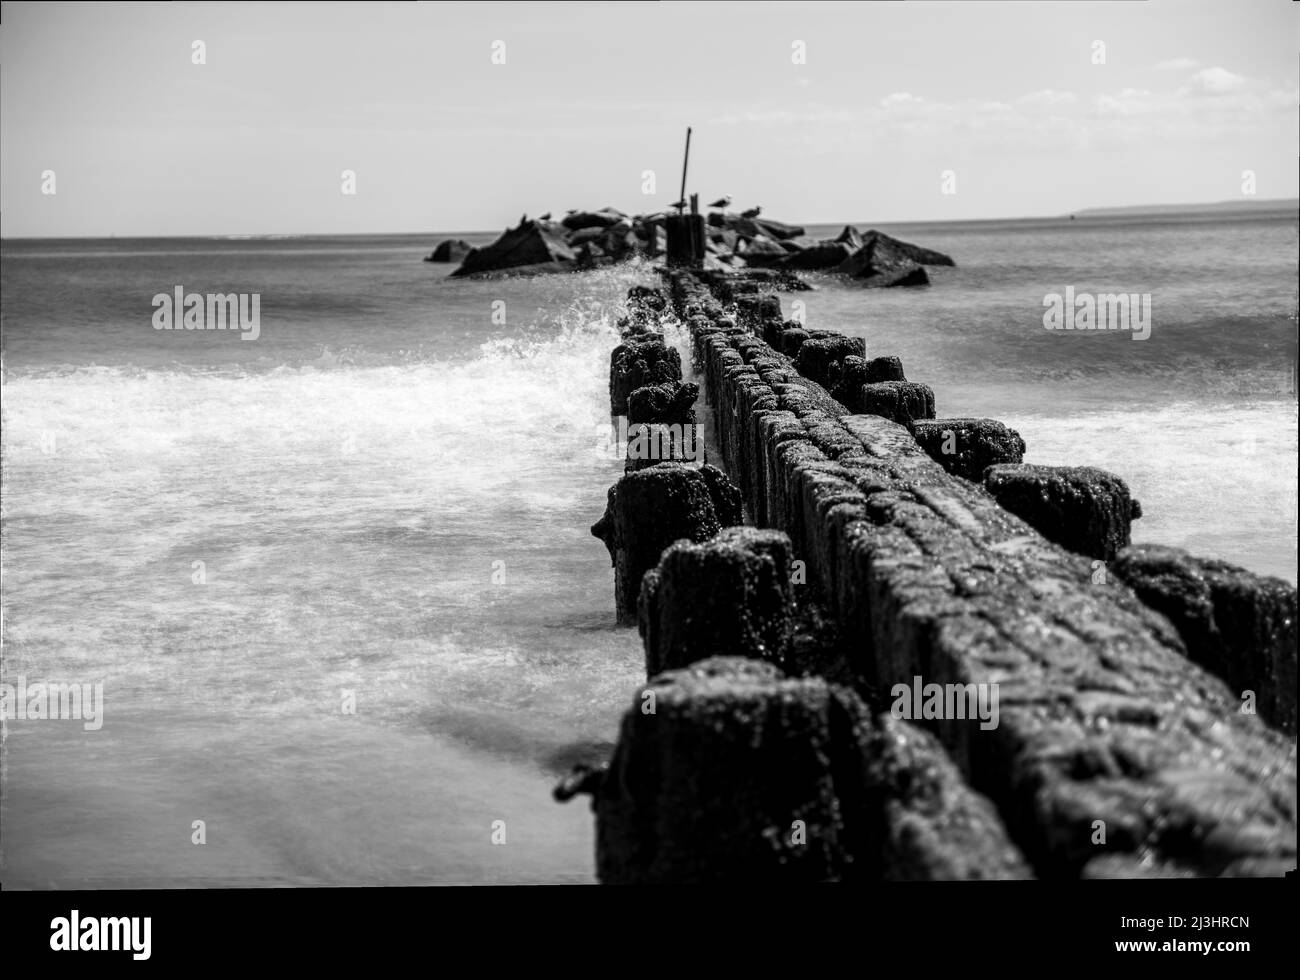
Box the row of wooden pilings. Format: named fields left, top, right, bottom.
left=557, top=269, right=1296, bottom=882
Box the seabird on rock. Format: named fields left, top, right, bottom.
left=539, top=212, right=552, bottom=220
left=740, top=206, right=762, bottom=219
left=708, top=195, right=732, bottom=209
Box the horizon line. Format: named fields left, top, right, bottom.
left=3, top=197, right=1295, bottom=242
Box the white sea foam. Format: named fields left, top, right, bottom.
left=1013, top=403, right=1298, bottom=583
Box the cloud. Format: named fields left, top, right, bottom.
left=1093, top=89, right=1160, bottom=117
left=880, top=92, right=923, bottom=108
left=1181, top=66, right=1248, bottom=95
left=1154, top=57, right=1199, bottom=71
left=710, top=105, right=853, bottom=126
left=708, top=72, right=1297, bottom=154
left=1016, top=89, right=1078, bottom=107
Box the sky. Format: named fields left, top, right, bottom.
left=2, top=0, right=1297, bottom=237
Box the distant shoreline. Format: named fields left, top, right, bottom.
left=1069, top=198, right=1298, bottom=218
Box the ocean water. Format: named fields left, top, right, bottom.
left=1, top=210, right=1296, bottom=887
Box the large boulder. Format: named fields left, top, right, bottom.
left=863, top=264, right=929, bottom=288
left=731, top=218, right=768, bottom=240
left=424, top=238, right=473, bottom=262
left=562, top=209, right=625, bottom=231
left=631, top=214, right=666, bottom=253
left=832, top=225, right=865, bottom=250
left=567, top=225, right=607, bottom=246
left=778, top=241, right=855, bottom=271
left=861, top=229, right=955, bottom=267
left=835, top=231, right=953, bottom=286
left=754, top=217, right=806, bottom=240
left=706, top=211, right=805, bottom=241
left=631, top=214, right=663, bottom=237
left=780, top=235, right=820, bottom=252
left=599, top=224, right=640, bottom=259
left=835, top=234, right=929, bottom=286
left=738, top=236, right=788, bottom=268
left=451, top=218, right=575, bottom=277
left=710, top=228, right=739, bottom=250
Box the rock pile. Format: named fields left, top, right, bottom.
left=430, top=206, right=955, bottom=282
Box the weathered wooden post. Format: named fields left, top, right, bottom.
left=666, top=128, right=706, bottom=267
left=690, top=194, right=706, bottom=255
left=666, top=214, right=706, bottom=267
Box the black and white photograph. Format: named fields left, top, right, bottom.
left=0, top=0, right=1296, bottom=961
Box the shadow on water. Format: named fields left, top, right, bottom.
left=541, top=609, right=629, bottom=633
left=540, top=739, right=620, bottom=777
left=416, top=704, right=619, bottom=777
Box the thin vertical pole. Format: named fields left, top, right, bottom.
left=678, top=127, right=692, bottom=214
